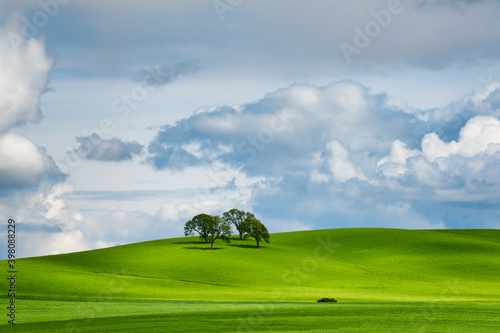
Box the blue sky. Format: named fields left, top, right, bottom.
left=1, top=0, right=500, bottom=258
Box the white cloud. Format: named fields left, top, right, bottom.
left=147, top=81, right=416, bottom=176
left=310, top=169, right=330, bottom=184
left=0, top=133, right=60, bottom=187
left=145, top=80, right=500, bottom=230
left=20, top=230, right=90, bottom=257
left=0, top=20, right=76, bottom=258
left=264, top=218, right=312, bottom=233
left=0, top=181, right=89, bottom=257
left=0, top=181, right=78, bottom=230
left=73, top=212, right=85, bottom=222
left=422, top=116, right=500, bottom=162
left=94, top=240, right=117, bottom=249
left=0, top=23, right=52, bottom=133
left=410, top=156, right=448, bottom=187
left=376, top=202, right=445, bottom=229
left=42, top=230, right=89, bottom=255
left=377, top=113, right=500, bottom=190
left=0, top=21, right=62, bottom=190
left=377, top=140, right=420, bottom=177
left=157, top=202, right=194, bottom=230
left=43, top=183, right=74, bottom=220
left=326, top=140, right=367, bottom=183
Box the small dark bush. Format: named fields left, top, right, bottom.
left=317, top=298, right=337, bottom=302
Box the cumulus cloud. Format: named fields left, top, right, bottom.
left=42, top=183, right=74, bottom=220
left=0, top=132, right=63, bottom=188
left=0, top=178, right=90, bottom=257
left=0, top=20, right=73, bottom=257
left=20, top=177, right=255, bottom=257
left=374, top=114, right=500, bottom=204
left=409, top=82, right=500, bottom=143
left=377, top=140, right=420, bottom=177
left=320, top=140, right=367, bottom=183
left=147, top=81, right=419, bottom=176
left=145, top=79, right=500, bottom=230
left=0, top=24, right=52, bottom=133
left=0, top=20, right=63, bottom=192
left=422, top=116, right=500, bottom=162
left=0, top=182, right=74, bottom=227
left=73, top=133, right=144, bottom=162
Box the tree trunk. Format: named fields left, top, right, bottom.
left=257, top=239, right=260, bottom=248
left=211, top=241, right=214, bottom=250
left=239, top=231, right=243, bottom=240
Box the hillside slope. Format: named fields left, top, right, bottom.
left=7, top=228, right=500, bottom=303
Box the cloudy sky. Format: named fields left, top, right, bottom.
left=1, top=0, right=500, bottom=258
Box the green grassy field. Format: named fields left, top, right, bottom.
left=2, top=228, right=499, bottom=332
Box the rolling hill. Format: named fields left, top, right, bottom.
left=2, top=228, right=500, bottom=332
left=10, top=228, right=500, bottom=302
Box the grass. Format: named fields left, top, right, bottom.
left=1, top=228, right=499, bottom=331
left=6, top=301, right=500, bottom=332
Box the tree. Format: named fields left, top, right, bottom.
left=205, top=215, right=232, bottom=250
left=184, top=214, right=232, bottom=250
left=242, top=218, right=270, bottom=248
left=184, top=214, right=211, bottom=243
left=222, top=209, right=255, bottom=240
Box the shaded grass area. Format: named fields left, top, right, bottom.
left=4, top=300, right=500, bottom=332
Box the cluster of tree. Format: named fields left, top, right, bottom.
left=184, top=209, right=270, bottom=249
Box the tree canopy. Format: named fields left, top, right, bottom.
left=242, top=218, right=270, bottom=248
left=184, top=213, right=231, bottom=249
left=184, top=210, right=269, bottom=249
left=184, top=213, right=212, bottom=243
left=222, top=209, right=255, bottom=240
